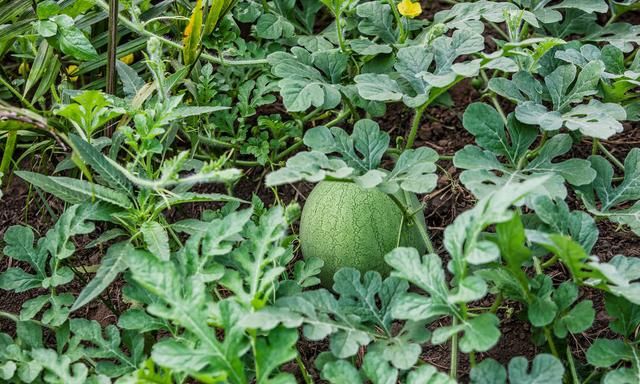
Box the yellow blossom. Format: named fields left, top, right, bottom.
left=120, top=53, right=135, bottom=65
left=66, top=65, right=79, bottom=82
left=398, top=0, right=422, bottom=18
left=18, top=62, right=30, bottom=77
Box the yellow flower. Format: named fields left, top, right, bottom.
left=120, top=53, right=135, bottom=65
left=66, top=65, right=79, bottom=82
left=398, top=0, right=422, bottom=18
left=19, top=62, right=30, bottom=77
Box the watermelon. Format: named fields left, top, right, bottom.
left=299, top=181, right=427, bottom=283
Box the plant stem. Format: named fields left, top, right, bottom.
left=450, top=317, right=459, bottom=380
left=197, top=134, right=235, bottom=148
left=582, top=368, right=599, bottom=384
left=541, top=255, right=559, bottom=269
left=296, top=355, right=314, bottom=384
left=489, top=95, right=508, bottom=125
left=543, top=326, right=560, bottom=359
left=415, top=215, right=436, bottom=254
left=94, top=0, right=268, bottom=66
left=105, top=0, right=119, bottom=136
left=489, top=293, right=503, bottom=314
left=325, top=110, right=351, bottom=128
left=592, top=138, right=599, bottom=155
left=525, top=131, right=548, bottom=162
left=275, top=140, right=304, bottom=161
left=488, top=21, right=510, bottom=40
left=335, top=16, right=347, bottom=53
left=388, top=193, right=436, bottom=254
left=406, top=103, right=428, bottom=149
left=566, top=345, right=580, bottom=384
left=596, top=141, right=625, bottom=171
left=387, top=0, right=406, bottom=43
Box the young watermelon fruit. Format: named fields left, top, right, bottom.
left=299, top=181, right=427, bottom=283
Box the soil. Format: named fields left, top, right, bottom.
left=2, top=1, right=640, bottom=383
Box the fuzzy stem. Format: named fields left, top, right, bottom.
left=406, top=103, right=428, bottom=150
left=596, top=141, right=625, bottom=171
left=296, top=355, right=314, bottom=384
left=544, top=326, right=561, bottom=359
left=387, top=0, right=406, bottom=43
left=566, top=345, right=580, bottom=384
left=335, top=16, right=348, bottom=53
left=388, top=193, right=435, bottom=254
left=450, top=317, right=459, bottom=380
left=489, top=293, right=503, bottom=314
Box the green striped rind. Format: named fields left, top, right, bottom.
left=300, top=181, right=426, bottom=284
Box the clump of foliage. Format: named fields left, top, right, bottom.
left=1, top=0, right=639, bottom=383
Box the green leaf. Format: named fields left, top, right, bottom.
left=118, top=308, right=166, bottom=332
left=463, top=103, right=511, bottom=157
left=304, top=120, right=390, bottom=173
left=51, top=15, right=98, bottom=61
left=140, top=222, right=170, bottom=261
left=255, top=13, right=294, bottom=40
left=68, top=134, right=132, bottom=193
left=550, top=0, right=608, bottom=13
left=16, top=170, right=90, bottom=204
left=459, top=314, right=501, bottom=353
left=219, top=207, right=292, bottom=308
left=531, top=196, right=598, bottom=253
left=115, top=61, right=145, bottom=99
left=36, top=20, right=57, bottom=37
left=354, top=73, right=404, bottom=102
left=0, top=268, right=42, bottom=292
left=406, top=364, right=456, bottom=384
left=70, top=319, right=142, bottom=376
left=254, top=327, right=298, bottom=384
left=507, top=354, right=564, bottom=384
left=182, top=0, right=203, bottom=65
left=267, top=48, right=342, bottom=112
left=276, top=290, right=373, bottom=358
left=30, top=348, right=90, bottom=384
left=356, top=2, right=397, bottom=43
left=362, top=350, right=398, bottom=384
left=471, top=358, right=507, bottom=384
left=349, top=39, right=392, bottom=55
left=445, top=175, right=552, bottom=277
left=455, top=134, right=595, bottom=202
left=385, top=249, right=450, bottom=311
left=586, top=339, right=634, bottom=367
left=265, top=153, right=351, bottom=186
left=380, top=147, right=439, bottom=194
left=604, top=293, right=640, bottom=337
left=582, top=149, right=640, bottom=210
left=578, top=149, right=640, bottom=234
left=16, top=171, right=132, bottom=208
left=553, top=300, right=595, bottom=338
left=356, top=29, right=484, bottom=107
left=321, top=360, right=363, bottom=384
left=72, top=242, right=135, bottom=311
left=586, top=23, right=640, bottom=53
